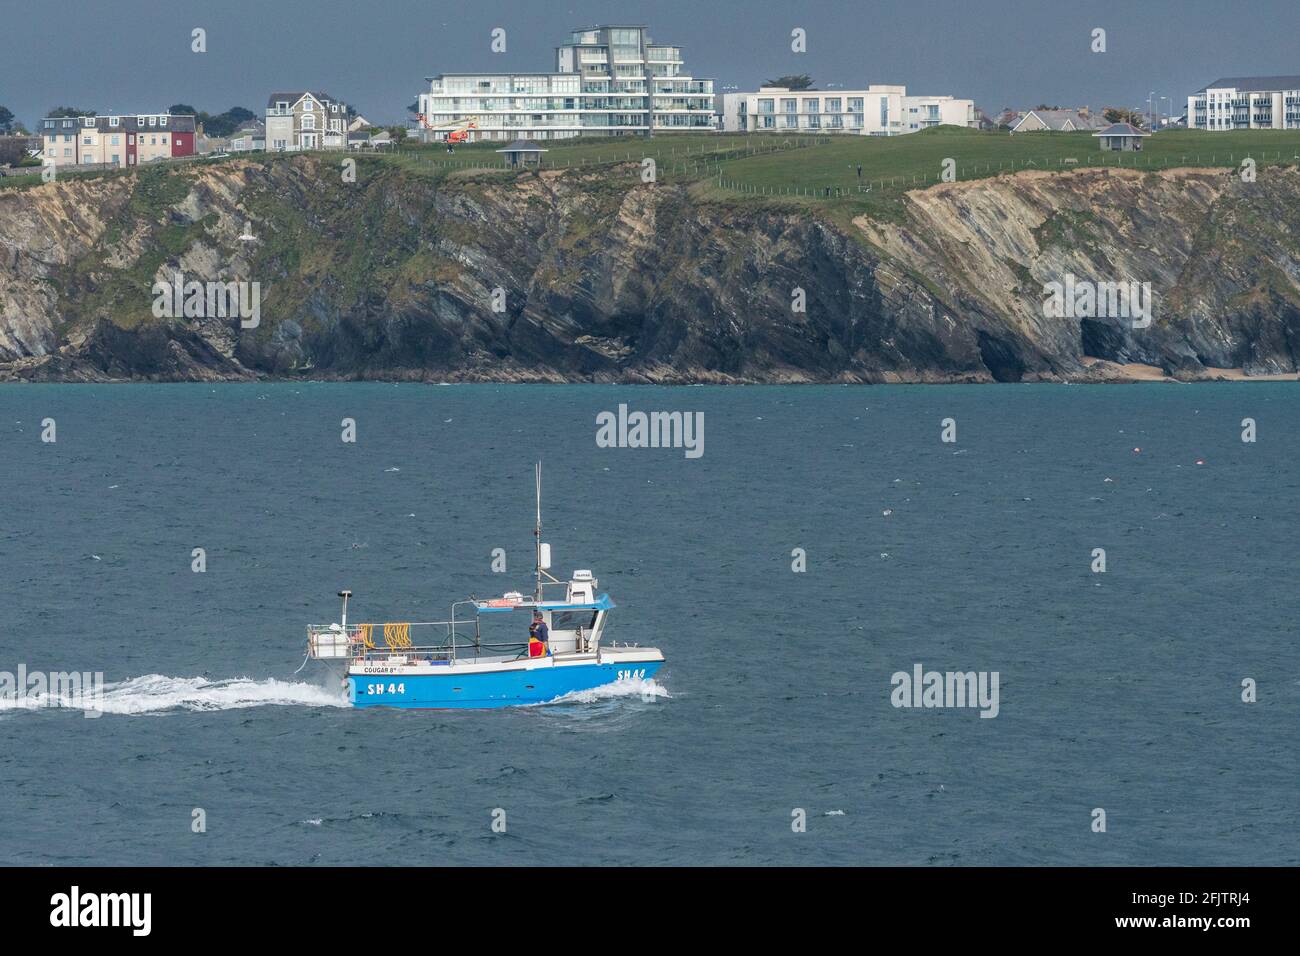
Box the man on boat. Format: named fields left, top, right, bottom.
left=528, top=611, right=549, bottom=658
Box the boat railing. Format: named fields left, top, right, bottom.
left=307, top=619, right=531, bottom=665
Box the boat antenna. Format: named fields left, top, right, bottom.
left=534, top=461, right=542, bottom=603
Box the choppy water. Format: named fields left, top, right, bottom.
left=1, top=383, right=1297, bottom=865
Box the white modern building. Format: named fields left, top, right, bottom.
left=718, top=85, right=976, bottom=136
left=417, top=25, right=715, bottom=141
left=1187, top=75, right=1300, bottom=131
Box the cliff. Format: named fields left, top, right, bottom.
left=2, top=154, right=1299, bottom=383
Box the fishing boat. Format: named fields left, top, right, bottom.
left=303, top=464, right=664, bottom=708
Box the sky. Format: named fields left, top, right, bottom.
left=3, top=0, right=1300, bottom=127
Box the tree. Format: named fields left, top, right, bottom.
left=1033, top=104, right=1063, bottom=111
left=171, top=105, right=256, bottom=137
left=0, top=138, right=27, bottom=165
left=48, top=106, right=96, bottom=118
left=0, top=106, right=15, bottom=133
left=386, top=126, right=408, bottom=143
left=764, top=74, right=814, bottom=90
left=1103, top=107, right=1145, bottom=128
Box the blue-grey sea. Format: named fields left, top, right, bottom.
left=1, top=383, right=1297, bottom=866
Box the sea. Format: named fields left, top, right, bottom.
left=1, top=382, right=1296, bottom=865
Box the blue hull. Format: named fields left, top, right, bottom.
left=348, top=660, right=662, bottom=709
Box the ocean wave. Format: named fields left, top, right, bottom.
left=540, top=676, right=671, bottom=706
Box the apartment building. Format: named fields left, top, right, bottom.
left=265, top=91, right=351, bottom=150
left=719, top=86, right=975, bottom=136
left=39, top=112, right=196, bottom=168
left=1187, top=75, right=1300, bottom=131
left=417, top=24, right=715, bottom=142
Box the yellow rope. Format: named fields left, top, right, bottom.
left=383, top=622, right=412, bottom=650
left=357, top=623, right=375, bottom=649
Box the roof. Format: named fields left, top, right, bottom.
left=1194, top=75, right=1300, bottom=94
left=265, top=91, right=344, bottom=108
left=40, top=114, right=197, bottom=133
left=1093, top=122, right=1149, bottom=137
left=1013, top=109, right=1105, bottom=131
left=495, top=139, right=548, bottom=152
left=476, top=593, right=614, bottom=614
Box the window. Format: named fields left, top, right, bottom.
left=160, top=116, right=168, bottom=126
left=302, top=114, right=316, bottom=130
left=161, top=136, right=167, bottom=145
left=111, top=135, right=120, bottom=145
left=148, top=116, right=156, bottom=126
left=109, top=116, right=119, bottom=127
left=111, top=154, right=120, bottom=164
left=550, top=610, right=598, bottom=631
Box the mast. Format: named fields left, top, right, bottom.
left=534, top=461, right=542, bottom=603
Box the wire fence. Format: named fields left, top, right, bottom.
left=712, top=149, right=1300, bottom=199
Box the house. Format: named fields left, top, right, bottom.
left=197, top=132, right=230, bottom=154
left=495, top=139, right=547, bottom=167
left=39, top=112, right=196, bottom=168
left=347, top=115, right=373, bottom=133
left=229, top=120, right=266, bottom=152
left=1187, top=75, right=1300, bottom=131
left=419, top=25, right=714, bottom=142
left=1010, top=108, right=1105, bottom=133
left=994, top=108, right=1022, bottom=129
left=1093, top=122, right=1149, bottom=151
left=721, top=85, right=976, bottom=135
left=265, top=91, right=351, bottom=151
left=346, top=129, right=394, bottom=150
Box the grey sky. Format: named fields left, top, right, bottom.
left=3, top=0, right=1299, bottom=127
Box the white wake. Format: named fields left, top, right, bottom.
left=0, top=674, right=347, bottom=716
left=542, top=676, right=671, bottom=706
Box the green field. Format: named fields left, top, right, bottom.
left=8, top=128, right=1300, bottom=216
left=381, top=126, right=1300, bottom=216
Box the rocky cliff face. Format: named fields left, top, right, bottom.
left=2, top=155, right=1298, bottom=383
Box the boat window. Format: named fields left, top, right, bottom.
left=550, top=610, right=598, bottom=631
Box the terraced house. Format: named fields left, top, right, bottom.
left=39, top=112, right=196, bottom=168
left=417, top=24, right=715, bottom=142
left=265, top=91, right=351, bottom=151
left=1187, top=75, right=1300, bottom=131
